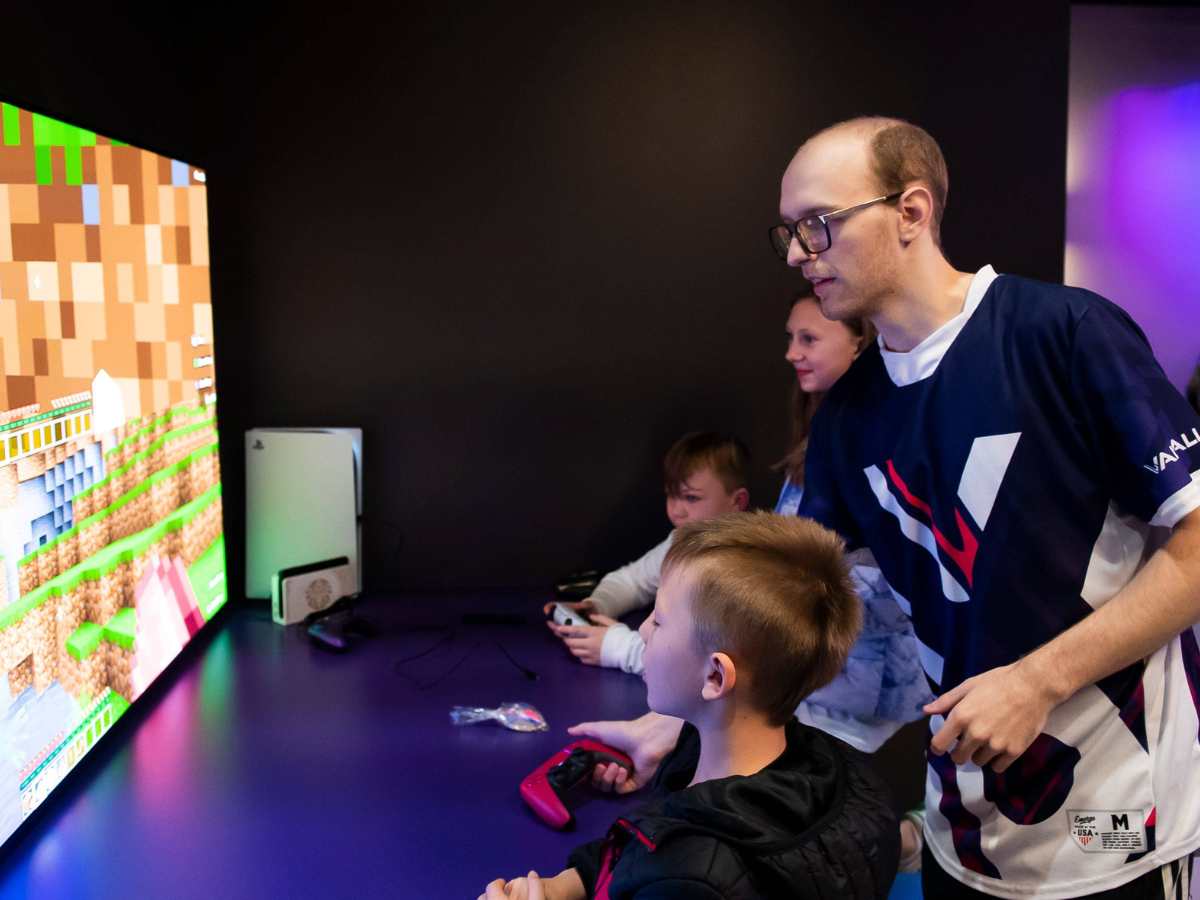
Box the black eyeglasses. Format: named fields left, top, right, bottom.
left=768, top=191, right=903, bottom=260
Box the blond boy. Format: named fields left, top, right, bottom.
left=491, top=512, right=899, bottom=899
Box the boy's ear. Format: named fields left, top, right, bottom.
left=732, top=487, right=749, bottom=511
left=701, top=652, right=737, bottom=702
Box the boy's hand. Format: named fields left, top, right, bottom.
left=567, top=713, right=684, bottom=795
left=479, top=869, right=585, bottom=900
left=546, top=615, right=618, bottom=666
left=480, top=871, right=544, bottom=900
left=541, top=598, right=596, bottom=616
left=480, top=872, right=543, bottom=900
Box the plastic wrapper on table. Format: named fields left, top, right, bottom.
left=449, top=701, right=548, bottom=732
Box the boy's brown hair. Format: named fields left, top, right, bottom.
left=662, top=512, right=861, bottom=726
left=662, top=431, right=751, bottom=497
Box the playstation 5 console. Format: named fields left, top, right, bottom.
left=245, top=428, right=362, bottom=601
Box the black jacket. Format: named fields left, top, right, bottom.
left=567, top=719, right=899, bottom=899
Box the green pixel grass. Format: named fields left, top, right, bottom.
left=21, top=440, right=218, bottom=568
left=25, top=113, right=96, bottom=186
left=0, top=483, right=222, bottom=633
left=1, top=101, right=134, bottom=177
left=34, top=146, right=52, bottom=185
left=31, top=113, right=96, bottom=148
left=188, top=534, right=227, bottom=620
left=66, top=622, right=103, bottom=661
left=103, top=607, right=136, bottom=650
left=74, top=416, right=216, bottom=508
left=105, top=405, right=211, bottom=461
left=2, top=104, right=21, bottom=146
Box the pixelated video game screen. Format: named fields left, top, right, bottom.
left=0, top=100, right=225, bottom=848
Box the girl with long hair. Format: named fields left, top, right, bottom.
left=774, top=291, right=930, bottom=874
left=774, top=291, right=875, bottom=514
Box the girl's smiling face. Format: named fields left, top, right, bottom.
left=785, top=297, right=862, bottom=394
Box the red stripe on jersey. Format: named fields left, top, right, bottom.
left=886, top=459, right=979, bottom=586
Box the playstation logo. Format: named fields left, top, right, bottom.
left=252, top=439, right=265, bottom=451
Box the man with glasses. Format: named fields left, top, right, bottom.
left=572, top=116, right=1198, bottom=898
left=771, top=117, right=1200, bottom=898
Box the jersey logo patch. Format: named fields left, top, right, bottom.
left=885, top=459, right=979, bottom=586
left=866, top=433, right=1021, bottom=603
left=1067, top=809, right=1146, bottom=854
left=1143, top=428, right=1200, bottom=474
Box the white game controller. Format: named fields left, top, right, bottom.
left=551, top=602, right=592, bottom=627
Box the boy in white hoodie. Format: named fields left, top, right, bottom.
left=546, top=431, right=750, bottom=673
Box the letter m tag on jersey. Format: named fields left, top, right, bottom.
left=1068, top=810, right=1146, bottom=853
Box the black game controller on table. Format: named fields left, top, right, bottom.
left=305, top=603, right=374, bottom=653
left=520, top=739, right=634, bottom=829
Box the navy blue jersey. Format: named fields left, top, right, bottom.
left=800, top=267, right=1200, bottom=897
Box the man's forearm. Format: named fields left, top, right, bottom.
left=1019, top=511, right=1200, bottom=703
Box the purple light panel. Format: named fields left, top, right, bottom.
left=1066, top=6, right=1200, bottom=391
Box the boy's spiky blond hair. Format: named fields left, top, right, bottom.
left=663, top=511, right=861, bottom=726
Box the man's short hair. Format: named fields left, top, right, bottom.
left=662, top=431, right=751, bottom=496
left=813, top=116, right=949, bottom=248
left=662, top=512, right=861, bottom=726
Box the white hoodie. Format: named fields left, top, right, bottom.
left=589, top=533, right=674, bottom=674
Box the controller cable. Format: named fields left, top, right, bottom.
left=391, top=629, right=539, bottom=690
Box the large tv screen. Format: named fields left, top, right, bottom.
left=0, top=100, right=225, bottom=847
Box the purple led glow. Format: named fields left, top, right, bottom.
left=1068, top=52, right=1200, bottom=391
left=1067, top=6, right=1200, bottom=390
left=1105, top=82, right=1200, bottom=291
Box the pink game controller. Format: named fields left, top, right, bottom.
left=519, top=739, right=635, bottom=829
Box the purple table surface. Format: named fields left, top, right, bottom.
left=0, top=592, right=651, bottom=899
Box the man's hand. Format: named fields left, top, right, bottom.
left=546, top=616, right=619, bottom=666
left=567, top=712, right=684, bottom=794
left=924, top=660, right=1058, bottom=772
left=479, top=869, right=585, bottom=900
left=926, top=510, right=1200, bottom=775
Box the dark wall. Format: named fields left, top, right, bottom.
left=1, top=2, right=1070, bottom=593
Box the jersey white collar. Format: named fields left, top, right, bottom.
left=878, top=265, right=999, bottom=387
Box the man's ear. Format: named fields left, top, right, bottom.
left=701, top=652, right=737, bottom=701
left=896, top=185, right=934, bottom=246
left=732, top=488, right=750, bottom=511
